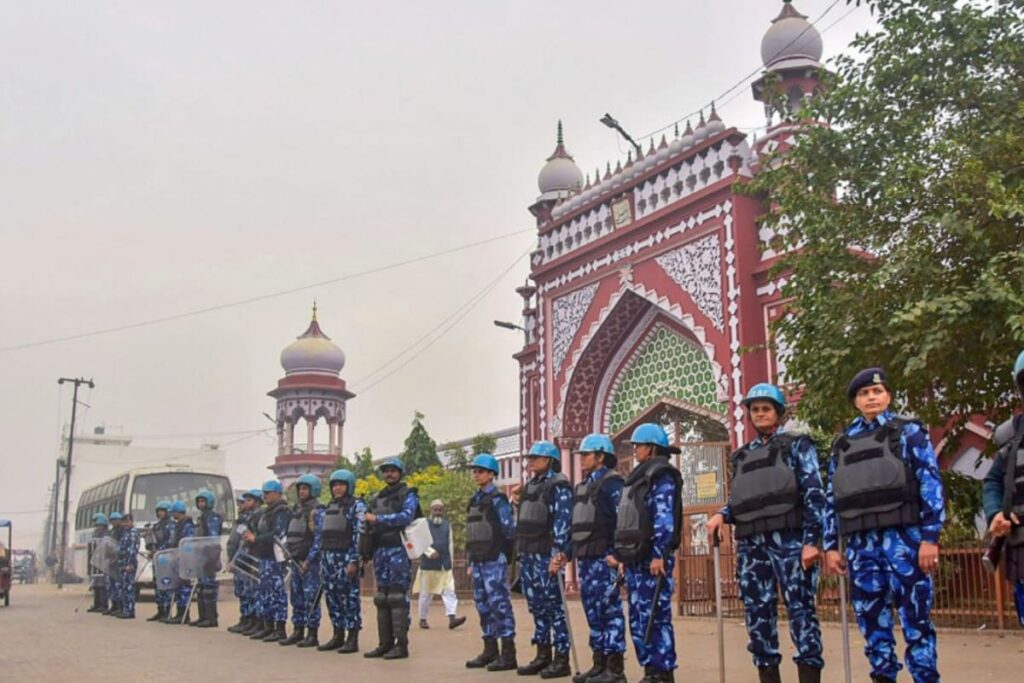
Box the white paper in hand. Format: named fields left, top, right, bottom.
left=402, top=518, right=433, bottom=560
left=273, top=540, right=286, bottom=563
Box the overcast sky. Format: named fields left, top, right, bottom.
left=0, top=1, right=875, bottom=551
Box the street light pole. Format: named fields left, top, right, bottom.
left=56, top=376, right=94, bottom=589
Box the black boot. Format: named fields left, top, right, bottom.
left=318, top=627, right=345, bottom=651
left=518, top=644, right=553, bottom=676
left=146, top=605, right=165, bottom=622
left=87, top=588, right=104, bottom=613
left=590, top=653, right=626, bottom=683
left=297, top=627, right=319, bottom=648
left=338, top=629, right=359, bottom=654
left=227, top=615, right=249, bottom=633
left=160, top=605, right=180, bottom=624
left=247, top=618, right=273, bottom=638
left=263, top=621, right=287, bottom=642
left=196, top=598, right=217, bottom=628
left=540, top=651, right=571, bottom=679
left=190, top=598, right=207, bottom=627
left=466, top=638, right=500, bottom=669
left=758, top=665, right=782, bottom=683
left=104, top=601, right=119, bottom=616
left=871, top=677, right=896, bottom=683
left=382, top=601, right=409, bottom=659
left=448, top=613, right=467, bottom=630
left=487, top=637, right=518, bottom=672
left=637, top=667, right=660, bottom=683
left=365, top=594, right=395, bottom=658
left=573, top=651, right=606, bottom=683
left=279, top=624, right=304, bottom=645
left=797, top=665, right=822, bottom=683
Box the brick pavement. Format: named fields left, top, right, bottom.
left=0, top=584, right=1021, bottom=682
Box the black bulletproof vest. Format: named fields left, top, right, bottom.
left=226, top=512, right=249, bottom=559
left=197, top=510, right=215, bottom=537
left=727, top=434, right=803, bottom=538
left=571, top=470, right=623, bottom=558
left=152, top=518, right=173, bottom=551
left=1008, top=443, right=1024, bottom=548
left=170, top=517, right=192, bottom=547
left=516, top=473, right=570, bottom=555
left=613, top=457, right=682, bottom=563
left=832, top=418, right=921, bottom=536
left=321, top=497, right=356, bottom=551
left=286, top=501, right=318, bottom=560
left=466, top=491, right=509, bottom=563
left=367, top=483, right=413, bottom=551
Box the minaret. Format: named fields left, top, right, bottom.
left=529, top=120, right=584, bottom=227
left=268, top=303, right=355, bottom=488
left=751, top=0, right=825, bottom=127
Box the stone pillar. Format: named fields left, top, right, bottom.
left=285, top=421, right=295, bottom=453
left=328, top=421, right=337, bottom=455
left=306, top=417, right=315, bottom=454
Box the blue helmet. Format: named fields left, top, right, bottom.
left=195, top=489, right=216, bottom=508
left=629, top=423, right=681, bottom=455
left=296, top=473, right=322, bottom=498
left=470, top=453, right=499, bottom=474
left=1015, top=350, right=1024, bottom=389
left=262, top=479, right=283, bottom=494
left=154, top=500, right=172, bottom=513
left=170, top=500, right=187, bottom=514
left=243, top=488, right=263, bottom=502
left=527, top=441, right=560, bottom=461
left=377, top=457, right=405, bottom=474
left=575, top=433, right=617, bottom=467
left=108, top=511, right=123, bottom=521
left=741, top=383, right=786, bottom=413
left=92, top=513, right=108, bottom=526
left=328, top=469, right=356, bottom=493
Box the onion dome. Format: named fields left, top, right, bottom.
left=705, top=103, right=726, bottom=136
left=680, top=120, right=695, bottom=147
left=280, top=303, right=346, bottom=376
left=537, top=121, right=584, bottom=195
left=761, top=1, right=823, bottom=68
left=693, top=110, right=709, bottom=142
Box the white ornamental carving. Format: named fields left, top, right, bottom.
left=551, top=282, right=599, bottom=374
left=655, top=233, right=724, bottom=330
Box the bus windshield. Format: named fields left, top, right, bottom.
left=129, top=473, right=235, bottom=527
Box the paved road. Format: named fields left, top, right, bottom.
left=0, top=585, right=1021, bottom=681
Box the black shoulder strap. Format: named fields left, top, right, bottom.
left=1003, top=416, right=1023, bottom=516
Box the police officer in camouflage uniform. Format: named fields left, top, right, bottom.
left=570, top=434, right=625, bottom=683
left=247, top=479, right=291, bottom=642
left=105, top=511, right=125, bottom=616
left=983, top=350, right=1024, bottom=629
left=464, top=453, right=517, bottom=672
left=317, top=469, right=365, bottom=654
left=146, top=500, right=175, bottom=622
left=239, top=490, right=267, bottom=636
left=824, top=368, right=945, bottom=683
left=86, top=513, right=110, bottom=613
left=190, top=488, right=223, bottom=628
left=281, top=473, right=326, bottom=648
left=513, top=440, right=574, bottom=679
left=164, top=500, right=195, bottom=624
left=362, top=457, right=421, bottom=661
left=227, top=490, right=262, bottom=634
left=613, top=423, right=683, bottom=683
left=116, top=512, right=141, bottom=619
left=708, top=383, right=825, bottom=683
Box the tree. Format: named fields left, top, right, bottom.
left=745, top=0, right=1024, bottom=443
left=471, top=433, right=498, bottom=456
left=441, top=441, right=470, bottom=470
left=352, top=447, right=375, bottom=480
left=401, top=411, right=440, bottom=475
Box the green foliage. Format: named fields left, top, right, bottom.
left=352, top=447, right=375, bottom=480
left=471, top=433, right=498, bottom=456
left=744, top=0, right=1024, bottom=446
left=411, top=466, right=477, bottom=548
left=402, top=411, right=440, bottom=475
left=441, top=441, right=470, bottom=470
left=939, top=470, right=984, bottom=545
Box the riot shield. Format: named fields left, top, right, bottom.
left=177, top=537, right=223, bottom=582
left=153, top=548, right=182, bottom=591
left=88, top=537, right=118, bottom=577
left=230, top=545, right=260, bottom=584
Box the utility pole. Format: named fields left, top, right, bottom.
left=56, top=377, right=94, bottom=589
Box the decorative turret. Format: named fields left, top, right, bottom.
left=751, top=0, right=826, bottom=125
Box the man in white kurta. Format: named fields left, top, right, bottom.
left=414, top=500, right=466, bottom=630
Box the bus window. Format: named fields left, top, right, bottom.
left=130, top=473, right=234, bottom=525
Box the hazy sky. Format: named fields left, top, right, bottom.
left=0, top=1, right=875, bottom=550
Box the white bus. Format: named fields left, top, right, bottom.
left=72, top=465, right=236, bottom=593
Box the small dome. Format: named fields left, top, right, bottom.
left=705, top=105, right=726, bottom=135
left=538, top=121, right=584, bottom=194
left=761, top=1, right=823, bottom=68
left=280, top=306, right=345, bottom=376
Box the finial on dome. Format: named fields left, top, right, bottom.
left=557, top=119, right=564, bottom=145
left=312, top=300, right=318, bottom=322
left=647, top=138, right=656, bottom=155
left=603, top=162, right=612, bottom=180
left=658, top=134, right=668, bottom=149
left=674, top=122, right=680, bottom=138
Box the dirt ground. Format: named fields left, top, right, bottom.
left=0, top=584, right=1020, bottom=681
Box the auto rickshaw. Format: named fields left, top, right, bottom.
left=0, top=519, right=11, bottom=606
